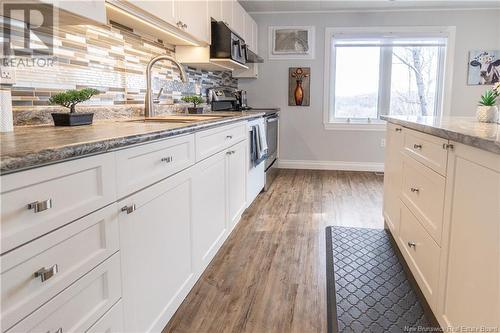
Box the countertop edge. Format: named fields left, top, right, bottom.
left=1, top=113, right=265, bottom=175
left=380, top=115, right=500, bottom=155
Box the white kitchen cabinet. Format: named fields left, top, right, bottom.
left=220, top=0, right=234, bottom=28
left=382, top=123, right=404, bottom=235
left=192, top=149, right=228, bottom=271
left=118, top=168, right=195, bottom=333
left=227, top=140, right=247, bottom=230
left=208, top=0, right=222, bottom=21
left=175, top=0, right=210, bottom=44
left=126, top=1, right=176, bottom=26
left=232, top=1, right=246, bottom=37
left=42, top=0, right=106, bottom=24
left=437, top=143, right=500, bottom=329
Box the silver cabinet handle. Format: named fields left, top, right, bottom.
left=34, top=264, right=58, bottom=282
left=27, top=199, right=53, bottom=213
left=55, top=328, right=63, bottom=333
left=182, top=23, right=187, bottom=29
left=395, top=127, right=402, bottom=132
left=410, top=187, right=420, bottom=193
left=226, top=135, right=233, bottom=139
left=176, top=21, right=183, bottom=27
left=161, top=156, right=173, bottom=163
left=226, top=150, right=235, bottom=155
left=407, top=241, right=416, bottom=248
left=121, top=204, right=136, bottom=214
left=413, top=144, right=422, bottom=150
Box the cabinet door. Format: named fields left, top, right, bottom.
left=221, top=0, right=234, bottom=28
left=176, top=0, right=209, bottom=43
left=208, top=0, right=222, bottom=21
left=131, top=1, right=176, bottom=26
left=119, top=168, right=194, bottom=333
left=252, top=18, right=258, bottom=51
left=437, top=143, right=500, bottom=329
left=232, top=1, right=246, bottom=37
left=244, top=13, right=254, bottom=50
left=383, top=123, right=404, bottom=235
left=192, top=150, right=227, bottom=272
left=227, top=141, right=247, bottom=230
left=42, top=0, right=106, bottom=24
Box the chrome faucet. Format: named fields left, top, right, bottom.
left=145, top=55, right=188, bottom=118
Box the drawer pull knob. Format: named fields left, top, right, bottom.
left=410, top=187, right=420, bottom=193
left=226, top=150, right=235, bottom=155
left=161, top=156, right=173, bottom=163
left=395, top=128, right=402, bottom=132
left=34, top=264, right=58, bottom=282
left=226, top=135, right=233, bottom=139
left=413, top=144, right=422, bottom=150
left=407, top=241, right=416, bottom=248
left=121, top=204, right=136, bottom=214
left=27, top=199, right=53, bottom=213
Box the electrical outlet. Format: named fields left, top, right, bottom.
left=380, top=138, right=386, bottom=148
left=0, top=67, right=16, bottom=85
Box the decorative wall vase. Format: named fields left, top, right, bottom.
left=294, top=80, right=304, bottom=105
left=289, top=67, right=310, bottom=106
left=476, top=105, right=499, bottom=123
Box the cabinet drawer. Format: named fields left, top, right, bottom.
left=116, top=134, right=195, bottom=198
left=1, top=153, right=116, bottom=254
left=401, top=154, right=445, bottom=245
left=0, top=204, right=119, bottom=331
left=403, top=128, right=448, bottom=175
left=398, top=203, right=440, bottom=309
left=195, top=122, right=246, bottom=161
left=87, top=300, right=124, bottom=333
left=5, top=254, right=121, bottom=333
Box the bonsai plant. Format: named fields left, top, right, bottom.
left=181, top=95, right=204, bottom=114
left=49, top=88, right=100, bottom=126
left=476, top=87, right=498, bottom=123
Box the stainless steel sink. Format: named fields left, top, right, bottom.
left=125, top=115, right=228, bottom=123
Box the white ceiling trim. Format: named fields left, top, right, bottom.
left=247, top=7, right=500, bottom=15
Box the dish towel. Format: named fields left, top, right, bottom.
left=251, top=125, right=267, bottom=166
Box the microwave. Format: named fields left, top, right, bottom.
left=210, top=21, right=247, bottom=65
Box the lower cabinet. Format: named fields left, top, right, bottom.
left=118, top=168, right=195, bottom=333
left=437, top=143, right=500, bottom=329
left=227, top=140, right=247, bottom=231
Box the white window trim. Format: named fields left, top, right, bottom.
left=323, top=26, right=456, bottom=131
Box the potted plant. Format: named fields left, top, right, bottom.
left=476, top=86, right=499, bottom=123
left=181, top=95, right=204, bottom=114
left=49, top=88, right=100, bottom=126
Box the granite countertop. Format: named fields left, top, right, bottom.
left=0, top=112, right=265, bottom=175
left=381, top=115, right=500, bottom=155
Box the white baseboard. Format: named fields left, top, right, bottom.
left=277, top=159, right=385, bottom=172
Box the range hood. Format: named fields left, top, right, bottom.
left=246, top=48, right=264, bottom=63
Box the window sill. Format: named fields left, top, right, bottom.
left=324, top=121, right=386, bottom=131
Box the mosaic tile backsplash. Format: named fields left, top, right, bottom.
left=1, top=17, right=237, bottom=120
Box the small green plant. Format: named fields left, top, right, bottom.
left=181, top=95, right=204, bottom=108
left=49, top=88, right=100, bottom=113
left=479, top=89, right=497, bottom=107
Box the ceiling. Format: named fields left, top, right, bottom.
left=239, top=0, right=500, bottom=13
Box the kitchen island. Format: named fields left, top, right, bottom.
left=381, top=115, right=499, bottom=331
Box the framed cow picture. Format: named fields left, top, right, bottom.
left=468, top=50, right=500, bottom=85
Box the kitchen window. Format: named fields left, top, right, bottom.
left=323, top=27, right=455, bottom=130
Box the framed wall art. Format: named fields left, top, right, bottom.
left=288, top=67, right=310, bottom=106
left=468, top=50, right=500, bottom=85
left=269, top=26, right=315, bottom=60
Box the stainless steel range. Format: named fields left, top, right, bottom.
left=207, top=87, right=279, bottom=191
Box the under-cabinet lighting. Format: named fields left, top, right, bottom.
left=105, top=3, right=199, bottom=47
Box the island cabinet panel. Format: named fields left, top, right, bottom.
left=0, top=153, right=116, bottom=254
left=403, top=128, right=449, bottom=176
left=437, top=142, right=500, bottom=329
left=383, top=123, right=404, bottom=235
left=191, top=149, right=228, bottom=273
left=118, top=167, right=195, bottom=333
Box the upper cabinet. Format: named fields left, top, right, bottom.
left=242, top=12, right=257, bottom=51
left=175, top=0, right=209, bottom=43
left=42, top=0, right=107, bottom=24
left=220, top=0, right=234, bottom=29
left=232, top=1, right=246, bottom=38
left=129, top=1, right=175, bottom=26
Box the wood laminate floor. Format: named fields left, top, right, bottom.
left=163, top=169, right=384, bottom=333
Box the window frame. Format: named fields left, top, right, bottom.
left=323, top=26, right=456, bottom=131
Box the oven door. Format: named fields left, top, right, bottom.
left=265, top=115, right=278, bottom=170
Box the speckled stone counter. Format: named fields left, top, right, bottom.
left=1, top=112, right=265, bottom=175
left=380, top=115, right=500, bottom=155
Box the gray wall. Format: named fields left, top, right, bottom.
left=239, top=9, right=500, bottom=167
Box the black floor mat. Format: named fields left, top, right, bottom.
left=326, top=226, right=433, bottom=333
